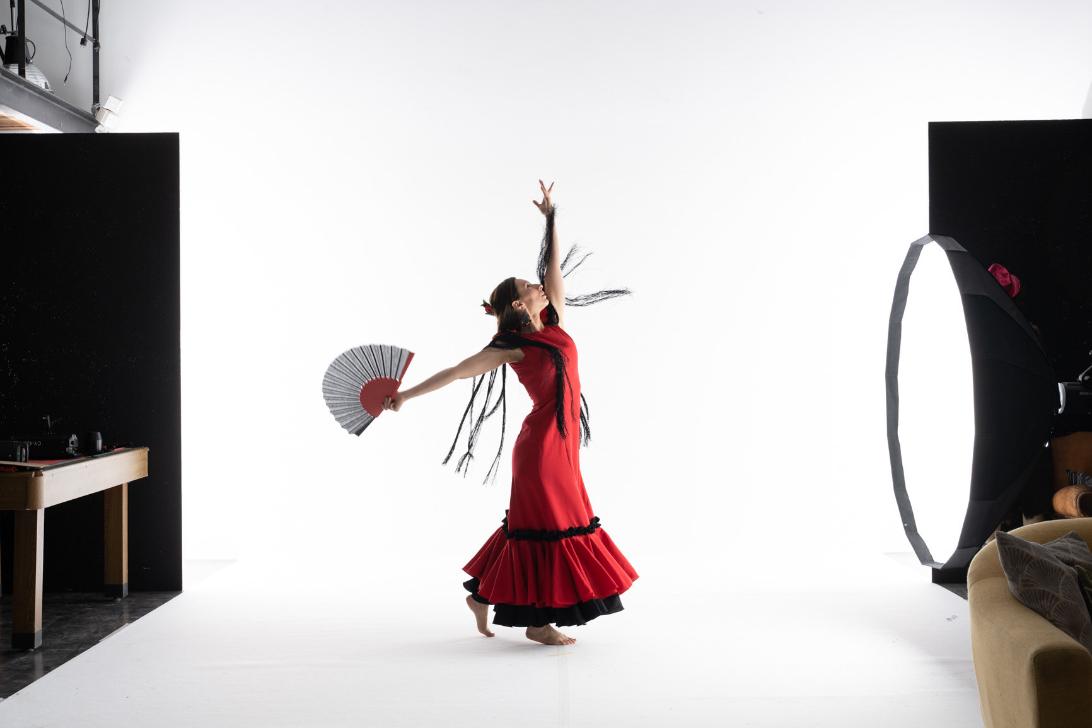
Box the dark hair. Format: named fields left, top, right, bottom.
left=444, top=205, right=630, bottom=484
left=487, top=277, right=534, bottom=333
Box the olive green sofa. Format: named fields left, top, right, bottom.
left=968, top=518, right=1092, bottom=728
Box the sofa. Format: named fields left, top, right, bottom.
left=968, top=518, right=1092, bottom=728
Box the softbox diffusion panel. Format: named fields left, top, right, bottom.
left=887, top=234, right=1056, bottom=579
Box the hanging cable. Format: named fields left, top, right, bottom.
left=58, top=0, right=71, bottom=83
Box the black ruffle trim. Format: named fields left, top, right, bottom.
left=501, top=511, right=601, bottom=541
left=463, top=577, right=624, bottom=627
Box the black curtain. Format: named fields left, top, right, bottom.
left=0, top=133, right=181, bottom=592
left=930, top=119, right=1092, bottom=384
left=924, top=119, right=1092, bottom=566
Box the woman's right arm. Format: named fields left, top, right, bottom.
left=384, top=346, right=522, bottom=411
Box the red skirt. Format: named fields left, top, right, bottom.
left=462, top=509, right=639, bottom=627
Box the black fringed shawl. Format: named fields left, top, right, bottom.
left=443, top=205, right=630, bottom=485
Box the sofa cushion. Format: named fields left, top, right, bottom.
left=995, top=530, right=1092, bottom=653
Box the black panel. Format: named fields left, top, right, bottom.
left=929, top=120, right=1092, bottom=382
left=0, top=133, right=180, bottom=591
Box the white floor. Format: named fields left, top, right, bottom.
left=0, top=551, right=983, bottom=727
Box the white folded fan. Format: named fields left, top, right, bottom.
left=323, top=344, right=415, bottom=435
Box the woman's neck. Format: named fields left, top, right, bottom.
left=523, top=312, right=544, bottom=333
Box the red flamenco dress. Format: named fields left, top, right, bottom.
left=462, top=317, right=639, bottom=627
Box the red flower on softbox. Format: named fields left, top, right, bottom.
left=988, top=263, right=1021, bottom=298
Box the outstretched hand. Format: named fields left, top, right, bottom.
left=532, top=179, right=554, bottom=215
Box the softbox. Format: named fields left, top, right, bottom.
left=886, top=234, right=1058, bottom=580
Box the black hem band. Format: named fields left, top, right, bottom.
left=462, top=577, right=624, bottom=627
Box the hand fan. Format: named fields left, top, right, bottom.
left=322, top=344, right=414, bottom=435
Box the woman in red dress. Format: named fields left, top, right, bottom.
left=384, top=181, right=638, bottom=646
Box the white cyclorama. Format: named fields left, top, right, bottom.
left=2, top=2, right=1092, bottom=726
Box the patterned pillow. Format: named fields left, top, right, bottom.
left=1074, top=563, right=1092, bottom=616
left=995, top=531, right=1092, bottom=652
left=1041, top=531, right=1092, bottom=571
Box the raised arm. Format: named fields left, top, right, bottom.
left=383, top=346, right=522, bottom=411
left=533, top=179, right=565, bottom=326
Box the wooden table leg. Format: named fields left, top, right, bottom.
left=104, top=482, right=128, bottom=598
left=13, top=510, right=44, bottom=650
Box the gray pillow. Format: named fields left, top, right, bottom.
left=1041, top=531, right=1092, bottom=571
left=1074, top=563, right=1092, bottom=617
left=995, top=530, right=1092, bottom=652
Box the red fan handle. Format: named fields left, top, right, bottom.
left=358, top=351, right=414, bottom=417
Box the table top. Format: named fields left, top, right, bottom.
left=0, top=447, right=149, bottom=510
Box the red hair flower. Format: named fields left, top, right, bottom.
left=481, top=300, right=495, bottom=316
left=988, top=263, right=1021, bottom=298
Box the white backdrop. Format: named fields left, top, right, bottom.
left=25, top=1, right=1092, bottom=579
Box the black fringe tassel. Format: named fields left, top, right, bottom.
left=444, top=204, right=626, bottom=484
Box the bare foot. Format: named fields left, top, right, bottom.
left=466, top=595, right=495, bottom=637
left=526, top=624, right=576, bottom=645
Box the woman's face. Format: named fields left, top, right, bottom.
left=515, top=278, right=548, bottom=315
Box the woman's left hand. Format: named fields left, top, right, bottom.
left=383, top=391, right=406, bottom=412
left=532, top=179, right=554, bottom=215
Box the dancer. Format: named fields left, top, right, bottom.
left=383, top=180, right=638, bottom=646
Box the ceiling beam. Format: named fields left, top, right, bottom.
left=0, top=68, right=98, bottom=133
